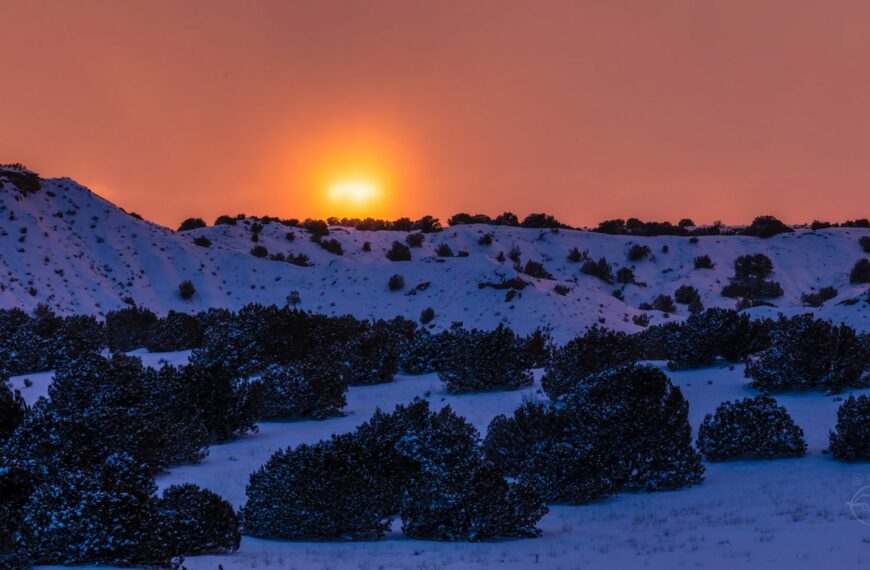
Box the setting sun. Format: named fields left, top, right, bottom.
left=328, top=179, right=381, bottom=206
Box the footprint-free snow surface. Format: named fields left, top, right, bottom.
left=13, top=353, right=870, bottom=570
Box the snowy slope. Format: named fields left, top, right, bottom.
left=1, top=173, right=869, bottom=338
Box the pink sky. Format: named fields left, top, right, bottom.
left=2, top=0, right=869, bottom=227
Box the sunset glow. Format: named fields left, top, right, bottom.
left=328, top=179, right=382, bottom=210
left=2, top=1, right=870, bottom=226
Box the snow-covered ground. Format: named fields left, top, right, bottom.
left=1, top=175, right=869, bottom=340
left=15, top=352, right=870, bottom=570
left=5, top=171, right=870, bottom=567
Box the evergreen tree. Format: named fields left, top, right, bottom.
left=436, top=325, right=533, bottom=393
left=17, top=453, right=169, bottom=566
left=830, top=395, right=870, bottom=461
left=745, top=315, right=867, bottom=392
left=398, top=407, right=546, bottom=540
left=158, top=484, right=240, bottom=556
left=242, top=434, right=392, bottom=539
left=697, top=396, right=806, bottom=461
left=259, top=359, right=347, bottom=419
left=562, top=365, right=704, bottom=491
left=541, top=325, right=639, bottom=400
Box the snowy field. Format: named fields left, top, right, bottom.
left=13, top=351, right=870, bottom=570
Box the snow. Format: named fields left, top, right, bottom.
left=6, top=175, right=870, bottom=568
left=29, top=352, right=870, bottom=569
left=1, top=177, right=868, bottom=341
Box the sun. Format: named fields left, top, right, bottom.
left=328, top=179, right=381, bottom=205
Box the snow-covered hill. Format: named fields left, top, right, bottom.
left=2, top=170, right=869, bottom=338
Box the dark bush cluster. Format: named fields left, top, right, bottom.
left=542, top=326, right=639, bottom=400
left=697, top=396, right=806, bottom=461
left=436, top=325, right=534, bottom=393
left=448, top=211, right=568, bottom=229
left=580, top=257, right=614, bottom=284
left=386, top=241, right=412, bottom=261
left=801, top=286, right=837, bottom=307
left=0, top=306, right=106, bottom=377
left=693, top=254, right=715, bottom=269
left=851, top=259, right=870, bottom=284
left=242, top=399, right=547, bottom=541
left=487, top=365, right=703, bottom=503
left=673, top=285, right=703, bottom=311
left=741, top=215, right=793, bottom=238
left=745, top=314, right=868, bottom=392
left=829, top=395, right=870, bottom=461
left=665, top=308, right=771, bottom=370
left=177, top=217, right=207, bottom=232
left=721, top=254, right=783, bottom=301
left=627, top=243, right=651, bottom=261
left=0, top=354, right=244, bottom=566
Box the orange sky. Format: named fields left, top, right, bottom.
left=2, top=0, right=870, bottom=227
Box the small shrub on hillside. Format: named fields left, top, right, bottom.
left=801, top=286, right=838, bottom=307
left=250, top=245, right=268, bottom=258
left=388, top=274, right=405, bottom=291
left=850, top=259, right=870, bottom=283
left=386, top=241, right=412, bottom=261
left=420, top=307, right=435, bottom=324
left=541, top=326, right=639, bottom=400
left=523, top=260, right=553, bottom=279
left=694, top=255, right=715, bottom=269
left=861, top=236, right=870, bottom=253
left=829, top=395, right=870, bottom=461
left=437, top=325, right=533, bottom=393
left=435, top=243, right=454, bottom=257
left=361, top=240, right=371, bottom=251
left=580, top=257, right=613, bottom=284
left=405, top=232, right=425, bottom=247
left=193, top=235, right=211, bottom=247
left=567, top=247, right=588, bottom=263
left=178, top=218, right=207, bottom=232
left=615, top=267, right=636, bottom=285
left=745, top=314, right=868, bottom=392
left=554, top=284, right=570, bottom=296
left=215, top=215, right=237, bottom=226
left=478, top=233, right=493, bottom=245
left=627, top=244, right=651, bottom=261
left=697, top=396, right=806, bottom=461
left=721, top=253, right=783, bottom=300
left=674, top=285, right=701, bottom=305
left=317, top=238, right=344, bottom=256
left=179, top=280, right=196, bottom=300
left=632, top=313, right=650, bottom=327
left=651, top=294, right=676, bottom=313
